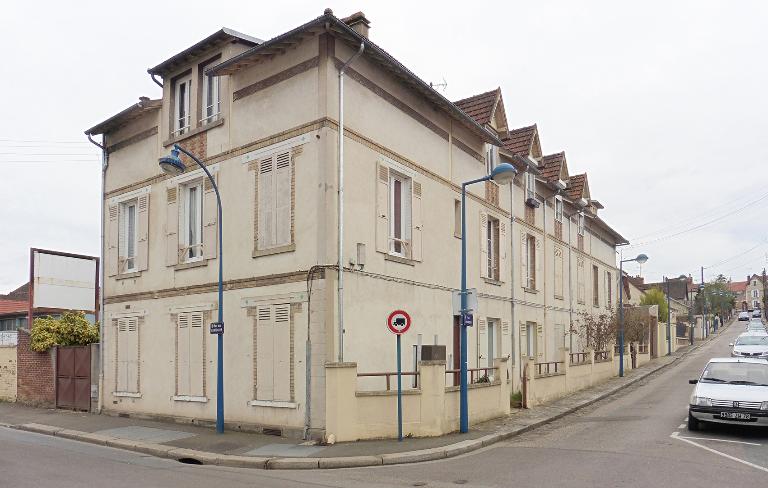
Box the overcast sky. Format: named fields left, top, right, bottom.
left=1, top=0, right=767, bottom=293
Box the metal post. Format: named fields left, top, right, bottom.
left=701, top=266, right=706, bottom=339
left=619, top=260, right=625, bottom=377
left=460, top=183, right=469, bottom=433
left=666, top=277, right=671, bottom=355
left=175, top=145, right=225, bottom=434
left=397, top=334, right=402, bottom=442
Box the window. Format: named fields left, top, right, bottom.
left=256, top=151, right=292, bottom=250
left=115, top=317, right=139, bottom=394
left=173, top=76, right=192, bottom=136
left=526, top=172, right=536, bottom=200
left=754, top=300, right=760, bottom=309
left=592, top=265, right=600, bottom=307
left=486, top=217, right=500, bottom=280
left=254, top=304, right=292, bottom=402
left=176, top=311, right=205, bottom=398
left=454, top=199, right=462, bottom=238
left=119, top=200, right=138, bottom=273
left=577, top=258, right=585, bottom=304
left=554, top=248, right=564, bottom=298
left=753, top=280, right=757, bottom=286
left=389, top=171, right=412, bottom=257
left=0, top=318, right=17, bottom=332
left=201, top=62, right=221, bottom=125
left=577, top=213, right=585, bottom=235
left=555, top=198, right=563, bottom=222
left=525, top=234, right=536, bottom=289
left=606, top=271, right=613, bottom=308
left=486, top=145, right=498, bottom=174
left=181, top=181, right=204, bottom=261
left=753, top=290, right=759, bottom=298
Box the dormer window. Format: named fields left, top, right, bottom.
left=577, top=213, right=585, bottom=236
left=526, top=171, right=536, bottom=200
left=555, top=197, right=563, bottom=222
left=173, top=75, right=192, bottom=136
left=201, top=61, right=221, bottom=125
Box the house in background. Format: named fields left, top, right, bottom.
left=744, top=274, right=764, bottom=311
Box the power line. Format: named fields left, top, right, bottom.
left=0, top=138, right=90, bottom=144
left=0, top=153, right=98, bottom=156
left=704, top=239, right=768, bottom=269
left=0, top=160, right=99, bottom=164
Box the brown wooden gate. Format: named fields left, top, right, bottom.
left=56, top=345, right=91, bottom=411
left=650, top=316, right=658, bottom=358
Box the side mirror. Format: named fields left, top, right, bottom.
left=689, top=379, right=698, bottom=384
left=729, top=343, right=734, bottom=347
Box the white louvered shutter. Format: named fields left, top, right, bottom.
left=117, top=204, right=126, bottom=274
left=116, top=318, right=127, bottom=391
left=375, top=162, right=389, bottom=253
left=189, top=312, right=204, bottom=397
left=166, top=187, right=179, bottom=266
left=273, top=304, right=291, bottom=402
left=275, top=151, right=292, bottom=247
left=137, top=195, right=149, bottom=271
left=256, top=306, right=274, bottom=400
left=520, top=234, right=528, bottom=288
left=177, top=313, right=190, bottom=396
left=411, top=181, right=423, bottom=261
left=499, top=221, right=507, bottom=282
left=126, top=318, right=139, bottom=393
left=536, top=324, right=545, bottom=360
left=519, top=323, right=527, bottom=357
left=257, top=156, right=274, bottom=250
left=203, top=175, right=218, bottom=260
left=479, top=212, right=488, bottom=278
left=107, top=204, right=119, bottom=277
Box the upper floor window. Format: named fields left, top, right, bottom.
left=173, top=76, right=192, bottom=136
left=753, top=280, right=757, bottom=286
left=256, top=151, right=292, bottom=251
left=201, top=63, right=221, bottom=125
left=119, top=200, right=138, bottom=273
left=525, top=172, right=536, bottom=200
left=577, top=213, right=585, bottom=236
left=375, top=161, right=423, bottom=262
left=486, top=216, right=500, bottom=280
left=555, top=197, right=563, bottom=222
left=181, top=181, right=204, bottom=262
left=592, top=265, right=600, bottom=307
left=753, top=289, right=759, bottom=298
left=606, top=271, right=613, bottom=308
left=389, top=171, right=413, bottom=258
left=525, top=234, right=536, bottom=289
left=486, top=145, right=498, bottom=174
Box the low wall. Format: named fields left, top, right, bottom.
left=326, top=358, right=510, bottom=442
left=0, top=345, right=17, bottom=401
left=16, top=328, right=56, bottom=407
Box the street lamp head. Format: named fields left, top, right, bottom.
left=159, top=146, right=185, bottom=176
left=490, top=162, right=517, bottom=185
left=635, top=253, right=649, bottom=265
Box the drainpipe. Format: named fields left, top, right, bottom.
left=150, top=73, right=163, bottom=88
left=567, top=212, right=574, bottom=352
left=337, top=42, right=364, bottom=362
left=87, top=133, right=107, bottom=413
left=509, top=175, right=517, bottom=379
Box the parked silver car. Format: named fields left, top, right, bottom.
left=689, top=358, right=768, bottom=430
left=739, top=311, right=750, bottom=321
left=730, top=333, right=768, bottom=358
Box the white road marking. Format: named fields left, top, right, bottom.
left=670, top=432, right=768, bottom=473
left=674, top=434, right=761, bottom=446
left=678, top=424, right=687, bottom=429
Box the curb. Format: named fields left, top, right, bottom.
left=4, top=330, right=723, bottom=470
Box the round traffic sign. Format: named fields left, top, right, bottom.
left=387, top=310, right=411, bottom=335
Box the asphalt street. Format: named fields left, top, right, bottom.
left=1, top=323, right=766, bottom=487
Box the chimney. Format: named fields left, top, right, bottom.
left=343, top=11, right=371, bottom=38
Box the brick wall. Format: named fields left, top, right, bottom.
left=16, top=328, right=55, bottom=406
left=0, top=346, right=17, bottom=401
left=178, top=132, right=208, bottom=167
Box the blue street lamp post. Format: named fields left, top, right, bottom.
left=159, top=145, right=225, bottom=434
left=619, top=253, right=649, bottom=377
left=459, top=163, right=516, bottom=433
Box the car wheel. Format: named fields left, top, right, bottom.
left=688, top=412, right=701, bottom=431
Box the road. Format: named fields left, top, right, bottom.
left=2, top=323, right=767, bottom=487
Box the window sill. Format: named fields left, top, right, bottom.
left=116, top=271, right=142, bottom=281
left=523, top=287, right=538, bottom=294
left=385, top=253, right=416, bottom=266
left=113, top=391, right=141, bottom=398
left=163, top=118, right=224, bottom=147
left=249, top=400, right=298, bottom=409
left=252, top=243, right=296, bottom=258
left=554, top=294, right=564, bottom=300
left=174, top=259, right=208, bottom=271
left=483, top=278, right=503, bottom=286
left=172, top=395, right=208, bottom=403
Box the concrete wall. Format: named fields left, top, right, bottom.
left=326, top=358, right=510, bottom=442
left=0, top=345, right=17, bottom=401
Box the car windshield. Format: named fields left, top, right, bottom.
left=736, top=336, right=768, bottom=346
left=701, top=362, right=768, bottom=385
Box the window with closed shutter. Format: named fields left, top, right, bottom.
left=592, top=265, right=600, bottom=307
left=577, top=258, right=585, bottom=304
left=116, top=317, right=139, bottom=393
left=118, top=200, right=138, bottom=273
left=181, top=181, right=204, bottom=262
left=176, top=311, right=205, bottom=397
left=256, top=151, right=292, bottom=250
left=554, top=247, right=564, bottom=299
left=254, top=303, right=292, bottom=402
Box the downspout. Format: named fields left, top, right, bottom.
left=150, top=73, right=163, bottom=88
left=567, top=212, right=574, bottom=352
left=88, top=133, right=107, bottom=413
left=509, top=174, right=517, bottom=380
left=337, top=42, right=364, bottom=362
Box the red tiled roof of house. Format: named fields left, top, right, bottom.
left=540, top=152, right=565, bottom=182
left=454, top=88, right=500, bottom=126
left=729, top=281, right=747, bottom=293
left=566, top=173, right=587, bottom=201
left=0, top=299, right=27, bottom=316
left=501, top=124, right=538, bottom=156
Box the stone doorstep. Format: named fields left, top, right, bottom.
left=5, top=335, right=714, bottom=471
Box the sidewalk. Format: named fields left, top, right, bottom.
left=0, top=329, right=724, bottom=470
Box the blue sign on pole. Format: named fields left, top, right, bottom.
left=210, top=322, right=224, bottom=334
left=463, top=314, right=474, bottom=327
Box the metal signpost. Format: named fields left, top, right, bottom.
left=387, top=309, right=411, bottom=442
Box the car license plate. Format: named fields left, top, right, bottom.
left=720, top=412, right=751, bottom=420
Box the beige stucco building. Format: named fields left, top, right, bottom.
left=86, top=10, right=627, bottom=439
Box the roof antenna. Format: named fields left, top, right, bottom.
left=429, top=77, right=448, bottom=92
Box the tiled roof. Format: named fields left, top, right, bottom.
left=566, top=173, right=587, bottom=201
left=729, top=281, right=747, bottom=293
left=0, top=299, right=27, bottom=316
left=540, top=152, right=565, bottom=182
left=1, top=282, right=28, bottom=301
left=454, top=89, right=499, bottom=126
left=502, top=124, right=537, bottom=156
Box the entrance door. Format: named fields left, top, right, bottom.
left=526, top=323, right=536, bottom=358
left=56, top=345, right=91, bottom=411
left=487, top=321, right=495, bottom=368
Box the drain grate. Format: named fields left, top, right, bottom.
left=262, top=427, right=282, bottom=437
left=177, top=458, right=203, bottom=465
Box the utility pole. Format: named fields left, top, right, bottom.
left=762, top=268, right=767, bottom=319
left=701, top=266, right=707, bottom=339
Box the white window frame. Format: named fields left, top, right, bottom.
left=201, top=62, right=221, bottom=125
left=753, top=289, right=759, bottom=298
left=526, top=171, right=536, bottom=200
left=487, top=217, right=499, bottom=280
left=525, top=234, right=536, bottom=289
left=119, top=199, right=138, bottom=273
left=173, top=76, right=192, bottom=136
left=181, top=180, right=204, bottom=262
left=486, top=145, right=498, bottom=174
left=555, top=197, right=563, bottom=222
left=389, top=171, right=412, bottom=258
left=577, top=213, right=585, bottom=236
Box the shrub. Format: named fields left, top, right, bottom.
left=640, top=288, right=669, bottom=321
left=30, top=311, right=99, bottom=353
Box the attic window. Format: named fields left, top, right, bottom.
left=486, top=145, right=498, bottom=174
left=173, top=76, right=192, bottom=136
left=201, top=60, right=221, bottom=125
